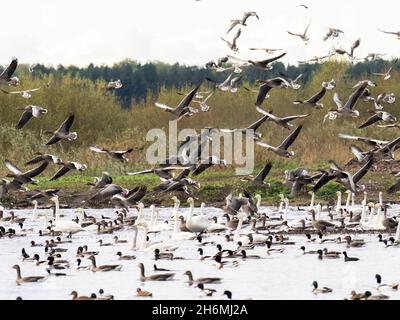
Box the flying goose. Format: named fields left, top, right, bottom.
left=334, top=38, right=361, bottom=59
left=26, top=153, right=62, bottom=165
left=248, top=52, right=287, bottom=71
left=372, top=67, right=392, bottom=80
left=284, top=168, right=319, bottom=196
left=377, top=28, right=400, bottom=39
left=15, top=105, right=47, bottom=129
left=256, top=125, right=303, bottom=158
left=88, top=172, right=113, bottom=189
left=12, top=265, right=46, bottom=285
left=1, top=87, right=41, bottom=99
left=88, top=255, right=122, bottom=272
left=256, top=106, right=309, bottom=129
left=220, top=114, right=269, bottom=141
left=298, top=55, right=332, bottom=64
left=293, top=80, right=335, bottom=109
left=298, top=4, right=309, bottom=9
left=249, top=48, right=283, bottom=54
left=50, top=161, right=87, bottom=181
left=106, top=79, right=122, bottom=90
left=155, top=84, right=200, bottom=120
left=89, top=184, right=129, bottom=202
left=312, top=281, right=332, bottom=294
left=241, top=161, right=272, bottom=186
left=338, top=133, right=388, bottom=149
left=358, top=111, right=397, bottom=129
left=221, top=28, right=241, bottom=52
left=278, top=72, right=303, bottom=89
left=45, top=114, right=77, bottom=145
left=192, top=156, right=227, bottom=176
left=4, top=159, right=49, bottom=186
left=206, top=73, right=243, bottom=93
left=0, top=58, right=19, bottom=86
left=226, top=11, right=259, bottom=34
left=205, top=56, right=229, bottom=70
left=323, top=81, right=372, bottom=122
left=138, top=263, right=175, bottom=281
left=89, top=145, right=134, bottom=162
left=323, top=28, right=344, bottom=41
left=287, top=20, right=311, bottom=44
left=128, top=166, right=183, bottom=180
left=253, top=77, right=290, bottom=106
left=364, top=53, right=386, bottom=62
left=313, top=159, right=373, bottom=193
left=184, top=270, right=222, bottom=285
left=111, top=186, right=147, bottom=210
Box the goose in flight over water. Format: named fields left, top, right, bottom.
left=45, top=114, right=77, bottom=145
left=256, top=125, right=303, bottom=158
left=89, top=146, right=134, bottom=162
left=15, top=105, right=47, bottom=129
left=0, top=58, right=19, bottom=86
left=287, top=20, right=311, bottom=44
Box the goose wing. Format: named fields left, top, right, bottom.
left=90, top=184, right=124, bottom=202
left=254, top=162, right=272, bottom=182
left=16, top=109, right=34, bottom=129
left=232, top=28, right=241, bottom=46
left=307, top=87, right=326, bottom=104
left=313, top=173, right=334, bottom=191
left=57, top=114, right=75, bottom=133
left=358, top=114, right=382, bottom=129
left=247, top=115, right=269, bottom=131
left=255, top=83, right=272, bottom=106
left=388, top=179, right=400, bottom=194
left=0, top=58, right=18, bottom=79
left=344, top=83, right=366, bottom=110
left=350, top=39, right=361, bottom=56
left=50, top=165, right=71, bottom=181
left=5, top=160, right=23, bottom=175
left=278, top=125, right=302, bottom=150
left=259, top=52, right=287, bottom=65
left=24, top=161, right=49, bottom=178
left=281, top=114, right=310, bottom=123
left=226, top=20, right=240, bottom=34
left=353, top=158, right=374, bottom=184
left=176, top=84, right=201, bottom=111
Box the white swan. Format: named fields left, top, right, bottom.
left=335, top=191, right=342, bottom=213
left=309, top=192, right=315, bottom=210
left=138, top=223, right=177, bottom=252
left=233, top=213, right=250, bottom=244
left=395, top=221, right=400, bottom=243
left=170, top=204, right=196, bottom=241
left=50, top=196, right=85, bottom=235
left=149, top=205, right=172, bottom=232
left=134, top=202, right=145, bottom=226
left=186, top=198, right=210, bottom=234
left=344, top=191, right=351, bottom=213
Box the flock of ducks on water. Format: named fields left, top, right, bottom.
left=2, top=3, right=400, bottom=300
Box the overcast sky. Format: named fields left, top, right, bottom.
left=4, top=0, right=400, bottom=67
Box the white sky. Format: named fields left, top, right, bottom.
left=3, top=0, right=400, bottom=67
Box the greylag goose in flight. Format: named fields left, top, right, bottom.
left=89, top=184, right=129, bottom=203
left=0, top=58, right=19, bottom=86
left=45, top=114, right=77, bottom=145
left=111, top=186, right=147, bottom=210
left=205, top=56, right=230, bottom=72
left=314, top=159, right=373, bottom=193
left=193, top=92, right=213, bottom=112
left=249, top=48, right=283, bottom=54
left=358, top=111, right=397, bottom=129
left=226, top=11, right=259, bottom=34
left=293, top=80, right=335, bottom=109
left=323, top=81, right=373, bottom=122
left=254, top=77, right=290, bottom=106
left=50, top=162, right=87, bottom=181
left=241, top=162, right=272, bottom=187
left=220, top=114, right=269, bottom=141
left=256, top=107, right=309, bottom=129
left=298, top=55, right=332, bottom=65
left=106, top=80, right=122, bottom=90
left=153, top=177, right=200, bottom=195
left=4, top=160, right=49, bottom=186
left=128, top=166, right=186, bottom=181
left=377, top=28, right=400, bottom=39
left=155, top=84, right=200, bottom=121
left=248, top=52, right=287, bottom=71
left=287, top=20, right=311, bottom=44
left=297, top=4, right=309, bottom=9
left=372, top=67, right=392, bottom=80
left=221, top=28, right=241, bottom=52
left=323, top=28, right=344, bottom=41
left=364, top=53, right=385, bottom=62
left=26, top=153, right=62, bottom=165
left=15, top=105, right=47, bottom=129
left=388, top=173, right=400, bottom=194
left=89, top=145, right=134, bottom=162
left=88, top=172, right=113, bottom=189
left=225, top=55, right=251, bottom=73
left=278, top=72, right=303, bottom=89
left=338, top=133, right=389, bottom=149
left=206, top=73, right=243, bottom=93
left=334, top=38, right=361, bottom=60
left=284, top=168, right=319, bottom=197
left=1, top=87, right=41, bottom=99
left=256, top=125, right=303, bottom=158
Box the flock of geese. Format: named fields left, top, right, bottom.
left=2, top=3, right=400, bottom=300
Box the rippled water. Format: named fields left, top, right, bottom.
left=1, top=205, right=399, bottom=300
